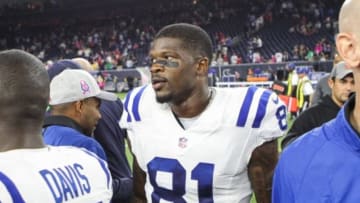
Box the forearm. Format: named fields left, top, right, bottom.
left=112, top=177, right=133, bottom=202
left=248, top=166, right=271, bottom=203
left=248, top=140, right=278, bottom=203
left=131, top=156, right=147, bottom=203
left=131, top=196, right=147, bottom=203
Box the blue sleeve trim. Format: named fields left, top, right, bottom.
left=0, top=172, right=25, bottom=202
left=236, top=86, right=257, bottom=127
left=132, top=86, right=147, bottom=121
left=252, top=90, right=271, bottom=128
left=124, top=89, right=133, bottom=122
left=80, top=149, right=112, bottom=189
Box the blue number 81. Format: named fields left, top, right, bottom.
left=147, top=157, right=214, bottom=203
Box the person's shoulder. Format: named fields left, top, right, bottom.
left=44, top=125, right=79, bottom=136
left=123, top=85, right=160, bottom=121
left=280, top=126, right=330, bottom=168
left=74, top=134, right=103, bottom=147
left=212, top=86, right=286, bottom=132
left=0, top=147, right=112, bottom=202
left=296, top=103, right=324, bottom=117
left=318, top=74, right=330, bottom=82
left=214, top=85, right=274, bottom=100
left=214, top=86, right=283, bottom=111
left=49, top=128, right=102, bottom=150
left=123, top=85, right=154, bottom=106
left=0, top=146, right=95, bottom=165
left=125, top=84, right=152, bottom=98
left=48, top=145, right=108, bottom=164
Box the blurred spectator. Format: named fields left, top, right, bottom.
left=296, top=66, right=314, bottom=113
left=311, top=73, right=331, bottom=106
left=282, top=61, right=354, bottom=148
left=230, top=52, right=239, bottom=64
left=0, top=0, right=341, bottom=65
left=72, top=56, right=133, bottom=203
left=286, top=62, right=298, bottom=97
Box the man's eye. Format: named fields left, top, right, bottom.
left=165, top=56, right=175, bottom=60
left=164, top=57, right=179, bottom=67
left=151, top=58, right=179, bottom=68
left=151, top=59, right=167, bottom=66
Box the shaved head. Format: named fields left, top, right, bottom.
left=72, top=57, right=93, bottom=72
left=0, top=49, right=49, bottom=122
left=336, top=0, right=360, bottom=70
left=0, top=49, right=50, bottom=150
left=339, top=0, right=360, bottom=34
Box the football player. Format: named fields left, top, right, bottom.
left=0, top=49, right=112, bottom=202
left=121, top=23, right=286, bottom=203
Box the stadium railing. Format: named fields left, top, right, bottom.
left=93, top=60, right=331, bottom=92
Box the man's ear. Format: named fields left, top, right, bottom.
left=336, top=33, right=360, bottom=68
left=196, top=57, right=209, bottom=76
left=328, top=77, right=335, bottom=89
left=74, top=100, right=83, bottom=114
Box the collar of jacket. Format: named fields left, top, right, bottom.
left=43, top=115, right=87, bottom=136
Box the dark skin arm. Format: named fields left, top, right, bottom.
left=247, top=139, right=278, bottom=203
left=130, top=155, right=147, bottom=203
left=124, top=134, right=147, bottom=203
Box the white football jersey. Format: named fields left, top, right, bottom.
left=121, top=85, right=287, bottom=203
left=0, top=146, right=112, bottom=202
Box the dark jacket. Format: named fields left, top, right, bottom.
left=43, top=115, right=107, bottom=160
left=94, top=99, right=133, bottom=203
left=282, top=95, right=340, bottom=149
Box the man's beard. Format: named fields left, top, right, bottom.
left=156, top=94, right=172, bottom=104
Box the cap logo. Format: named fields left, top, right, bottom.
left=80, top=80, right=90, bottom=95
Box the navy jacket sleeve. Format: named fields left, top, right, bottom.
left=93, top=99, right=133, bottom=202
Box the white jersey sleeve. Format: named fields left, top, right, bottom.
left=0, top=146, right=112, bottom=202
left=122, top=85, right=286, bottom=203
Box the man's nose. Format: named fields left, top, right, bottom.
left=150, top=63, right=165, bottom=73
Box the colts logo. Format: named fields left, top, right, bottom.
left=80, top=80, right=90, bottom=95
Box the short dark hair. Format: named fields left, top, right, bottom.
left=154, top=23, right=213, bottom=64
left=0, top=49, right=49, bottom=124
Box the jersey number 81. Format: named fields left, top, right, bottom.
left=147, top=157, right=214, bottom=203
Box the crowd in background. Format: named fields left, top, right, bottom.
left=0, top=0, right=343, bottom=71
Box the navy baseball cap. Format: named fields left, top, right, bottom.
left=47, top=59, right=81, bottom=81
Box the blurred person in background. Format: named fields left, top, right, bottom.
left=286, top=62, right=298, bottom=97
left=311, top=54, right=344, bottom=106
left=296, top=66, right=314, bottom=113
left=273, top=1, right=360, bottom=201
left=282, top=61, right=354, bottom=148
left=73, top=57, right=133, bottom=203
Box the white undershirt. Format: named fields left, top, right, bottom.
left=175, top=88, right=214, bottom=130
left=178, top=115, right=201, bottom=130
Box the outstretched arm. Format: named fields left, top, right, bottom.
left=248, top=139, right=278, bottom=203
left=131, top=156, right=147, bottom=203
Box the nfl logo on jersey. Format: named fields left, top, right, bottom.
left=178, top=137, right=188, bottom=148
